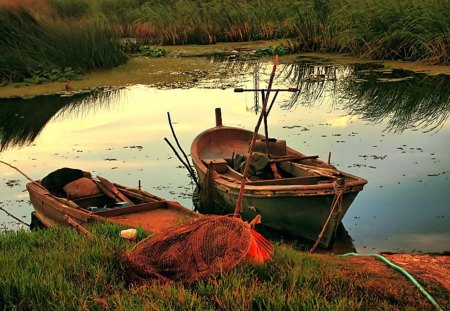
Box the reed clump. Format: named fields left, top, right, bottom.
left=0, top=222, right=447, bottom=310
left=0, top=7, right=126, bottom=83
left=0, top=0, right=448, bottom=85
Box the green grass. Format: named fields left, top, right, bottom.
left=0, top=222, right=446, bottom=310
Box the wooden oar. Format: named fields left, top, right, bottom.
left=96, top=176, right=134, bottom=204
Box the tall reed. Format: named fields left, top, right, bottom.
left=1, top=0, right=448, bottom=84
left=331, top=0, right=450, bottom=64
left=0, top=8, right=126, bottom=83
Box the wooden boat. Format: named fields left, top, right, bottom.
left=27, top=176, right=197, bottom=233
left=190, top=123, right=368, bottom=249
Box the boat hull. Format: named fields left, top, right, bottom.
left=191, top=125, right=367, bottom=249
left=195, top=170, right=361, bottom=248
left=27, top=181, right=197, bottom=234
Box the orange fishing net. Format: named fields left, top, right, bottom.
left=122, top=215, right=273, bottom=284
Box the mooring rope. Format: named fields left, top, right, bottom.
left=309, top=180, right=344, bottom=254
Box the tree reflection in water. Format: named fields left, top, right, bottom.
left=338, top=65, right=450, bottom=133
left=254, top=59, right=450, bottom=133
left=0, top=88, right=122, bottom=151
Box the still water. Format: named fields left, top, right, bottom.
left=0, top=59, right=449, bottom=253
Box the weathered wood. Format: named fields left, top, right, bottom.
left=27, top=178, right=197, bottom=234
left=94, top=201, right=166, bottom=217
left=116, top=188, right=159, bottom=203
left=64, top=215, right=91, bottom=236
left=215, top=108, right=223, bottom=126
left=269, top=155, right=319, bottom=163
left=247, top=175, right=328, bottom=186
left=97, top=176, right=134, bottom=204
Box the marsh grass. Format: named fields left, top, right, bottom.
left=0, top=0, right=448, bottom=82
left=0, top=8, right=126, bottom=83
left=331, top=0, right=450, bottom=64
left=0, top=222, right=445, bottom=310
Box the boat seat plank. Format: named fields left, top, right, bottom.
left=269, top=155, right=319, bottom=163
left=246, top=175, right=332, bottom=186
left=202, top=158, right=228, bottom=173
left=72, top=194, right=112, bottom=208
left=94, top=201, right=166, bottom=217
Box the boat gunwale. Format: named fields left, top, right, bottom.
left=191, top=125, right=368, bottom=192
left=26, top=180, right=197, bottom=224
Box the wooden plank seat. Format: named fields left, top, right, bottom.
left=94, top=201, right=166, bottom=217
left=246, top=175, right=333, bottom=186
left=202, top=158, right=228, bottom=173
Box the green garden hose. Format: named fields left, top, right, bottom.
left=339, top=253, right=443, bottom=311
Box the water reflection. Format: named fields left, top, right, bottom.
left=0, top=89, right=122, bottom=151
left=228, top=59, right=450, bottom=133
left=0, top=59, right=449, bottom=253
left=339, top=67, right=450, bottom=133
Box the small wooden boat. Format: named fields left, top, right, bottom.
left=190, top=122, right=367, bottom=249
left=27, top=176, right=197, bottom=233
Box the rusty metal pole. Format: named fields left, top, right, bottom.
left=215, top=108, right=222, bottom=127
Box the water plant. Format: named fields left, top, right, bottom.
left=122, top=41, right=169, bottom=57
left=255, top=45, right=291, bottom=57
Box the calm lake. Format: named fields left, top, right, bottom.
left=1, top=58, right=449, bottom=253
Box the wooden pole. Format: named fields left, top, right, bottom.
left=215, top=108, right=222, bottom=127
left=64, top=215, right=91, bottom=236
left=233, top=55, right=279, bottom=217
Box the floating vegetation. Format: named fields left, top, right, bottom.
left=23, top=67, right=82, bottom=85
left=254, top=45, right=291, bottom=57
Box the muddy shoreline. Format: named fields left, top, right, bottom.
left=1, top=41, right=449, bottom=99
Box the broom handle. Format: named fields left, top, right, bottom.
left=233, top=55, right=279, bottom=217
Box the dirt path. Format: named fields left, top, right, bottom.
left=341, top=253, right=450, bottom=310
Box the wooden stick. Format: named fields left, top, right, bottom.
left=63, top=215, right=90, bottom=236
left=0, top=160, right=34, bottom=182
left=0, top=207, right=30, bottom=227
left=164, top=138, right=201, bottom=189
left=167, top=112, right=197, bottom=180
left=0, top=160, right=49, bottom=192
left=234, top=54, right=279, bottom=217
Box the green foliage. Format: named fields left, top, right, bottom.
left=139, top=46, right=169, bottom=57
left=0, top=224, right=446, bottom=310
left=23, top=67, right=82, bottom=85
left=122, top=41, right=169, bottom=57
left=255, top=45, right=291, bottom=57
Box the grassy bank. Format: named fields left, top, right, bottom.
left=0, top=222, right=447, bottom=310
